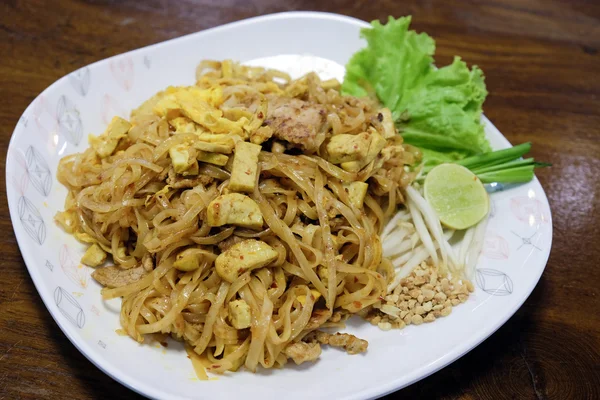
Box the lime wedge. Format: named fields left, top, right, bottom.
left=424, top=164, right=489, bottom=230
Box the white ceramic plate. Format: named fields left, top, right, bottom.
left=6, top=12, right=552, bottom=400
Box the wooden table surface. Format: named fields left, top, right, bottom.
left=1, top=0, right=599, bottom=399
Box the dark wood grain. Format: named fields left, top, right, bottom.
left=1, top=0, right=599, bottom=399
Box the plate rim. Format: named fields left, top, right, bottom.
left=5, top=11, right=553, bottom=400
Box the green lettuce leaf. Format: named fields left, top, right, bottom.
left=341, top=16, right=491, bottom=160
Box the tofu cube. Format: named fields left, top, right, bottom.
left=229, top=141, right=261, bottom=193
left=169, top=144, right=192, bottom=174
left=173, top=248, right=200, bottom=271
left=325, top=132, right=370, bottom=164
left=341, top=130, right=387, bottom=172
left=343, top=181, right=369, bottom=209
left=197, top=151, right=229, bottom=166
left=215, top=240, right=278, bottom=282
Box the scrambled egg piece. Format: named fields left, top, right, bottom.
left=54, top=210, right=77, bottom=233
left=228, top=299, right=251, bottom=329
left=215, top=239, right=278, bottom=282
left=229, top=141, right=261, bottom=193
left=74, top=231, right=96, bottom=244
left=297, top=289, right=322, bottom=306
left=89, top=116, right=131, bottom=158
left=207, top=193, right=263, bottom=230
left=169, top=117, right=198, bottom=134
left=81, top=244, right=107, bottom=267
left=343, top=181, right=369, bottom=209
left=153, top=86, right=250, bottom=137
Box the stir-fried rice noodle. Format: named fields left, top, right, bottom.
left=56, top=60, right=428, bottom=373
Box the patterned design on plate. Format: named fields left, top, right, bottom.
left=12, top=151, right=30, bottom=195
left=143, top=55, right=151, bottom=69
left=45, top=260, right=54, bottom=271
left=482, top=232, right=510, bottom=260
left=90, top=305, right=100, bottom=317
left=59, top=245, right=90, bottom=289
left=476, top=268, right=514, bottom=296
left=101, top=94, right=127, bottom=125
left=18, top=196, right=46, bottom=245
left=510, top=196, right=549, bottom=226
left=54, top=286, right=85, bottom=329
left=56, top=95, right=83, bottom=145
left=110, top=56, right=134, bottom=91
left=69, top=67, right=91, bottom=97
left=25, top=146, right=52, bottom=196
left=511, top=230, right=542, bottom=252
left=32, top=96, right=58, bottom=137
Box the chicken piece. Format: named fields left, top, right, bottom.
left=81, top=244, right=107, bottom=267
left=89, top=116, right=131, bottom=158
left=329, top=310, right=350, bottom=324
left=215, top=239, right=278, bottom=282
left=217, top=235, right=245, bottom=252
left=166, top=168, right=213, bottom=189
left=142, top=253, right=154, bottom=272
left=264, top=95, right=326, bottom=153
left=228, top=299, right=251, bottom=329
left=304, top=308, right=332, bottom=330
left=310, top=331, right=368, bottom=355
left=343, top=181, right=369, bottom=209
left=283, top=341, right=322, bottom=365
left=92, top=265, right=147, bottom=288
left=229, top=141, right=261, bottom=193
left=207, top=193, right=263, bottom=230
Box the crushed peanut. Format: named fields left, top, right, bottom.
left=367, top=262, right=473, bottom=331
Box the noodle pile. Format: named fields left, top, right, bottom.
left=56, top=60, right=419, bottom=373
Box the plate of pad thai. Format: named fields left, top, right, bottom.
left=6, top=12, right=552, bottom=400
